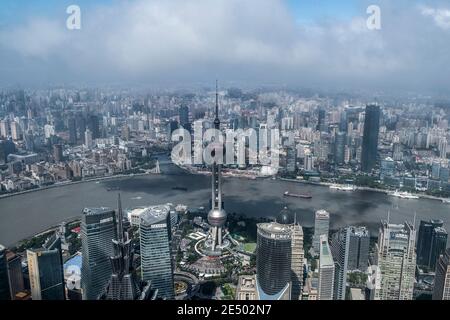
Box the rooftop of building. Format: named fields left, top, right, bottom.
left=140, top=205, right=171, bottom=226
left=319, top=235, right=334, bottom=267
left=82, top=207, right=114, bottom=216
left=315, top=210, right=329, bottom=219
left=349, top=226, right=369, bottom=237
left=257, top=222, right=291, bottom=237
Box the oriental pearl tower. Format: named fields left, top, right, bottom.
left=207, top=81, right=227, bottom=251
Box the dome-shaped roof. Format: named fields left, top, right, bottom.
left=276, top=206, right=294, bottom=225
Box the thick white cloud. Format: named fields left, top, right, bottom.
left=421, top=6, right=450, bottom=30
left=0, top=0, right=449, bottom=92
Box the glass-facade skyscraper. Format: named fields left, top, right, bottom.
left=334, top=131, right=346, bottom=165
left=361, top=105, right=380, bottom=172
left=27, top=234, right=65, bottom=300
left=0, top=245, right=11, bottom=300
left=433, top=248, right=450, bottom=300
left=313, top=210, right=330, bottom=254
left=256, top=222, right=292, bottom=300
left=81, top=207, right=117, bottom=300
left=417, top=219, right=448, bottom=271
left=140, top=205, right=174, bottom=300
left=331, top=226, right=370, bottom=300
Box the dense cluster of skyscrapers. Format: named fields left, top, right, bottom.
left=1, top=85, right=450, bottom=301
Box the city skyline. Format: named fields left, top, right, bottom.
left=1, top=0, right=450, bottom=305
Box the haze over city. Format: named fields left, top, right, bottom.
left=1, top=0, right=450, bottom=308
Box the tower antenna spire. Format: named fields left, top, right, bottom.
left=215, top=79, right=219, bottom=120
left=207, top=80, right=227, bottom=252
left=117, top=193, right=124, bottom=243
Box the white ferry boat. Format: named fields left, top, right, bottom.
left=389, top=190, right=419, bottom=199
left=329, top=184, right=357, bottom=191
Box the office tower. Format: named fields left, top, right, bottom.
left=312, top=210, right=330, bottom=254
left=10, top=121, right=21, bottom=141
left=304, top=154, right=314, bottom=171
left=179, top=105, right=190, bottom=131
left=334, top=131, right=346, bottom=165
left=348, top=226, right=370, bottom=271
left=339, top=110, right=348, bottom=132
left=361, top=105, right=380, bottom=172
left=376, top=221, right=416, bottom=300
left=27, top=234, right=65, bottom=300
left=439, top=138, right=447, bottom=159
left=76, top=115, right=86, bottom=142
left=87, top=114, right=100, bottom=139
left=0, top=245, right=11, bottom=300
left=317, top=108, right=326, bottom=132
left=417, top=220, right=448, bottom=270
left=256, top=222, right=292, bottom=300
left=84, top=128, right=93, bottom=149
left=380, top=157, right=395, bottom=179
left=318, top=234, right=335, bottom=300
left=331, top=228, right=350, bottom=300
left=433, top=249, right=450, bottom=300
left=24, top=130, right=34, bottom=151
left=440, top=166, right=449, bottom=183
left=167, top=120, right=178, bottom=136
left=100, top=195, right=156, bottom=300
left=286, top=147, right=297, bottom=173
left=330, top=226, right=368, bottom=300
left=121, top=124, right=130, bottom=141
left=207, top=82, right=227, bottom=251
left=53, top=144, right=63, bottom=162
left=0, top=120, right=9, bottom=138
left=140, top=205, right=174, bottom=299
left=81, top=207, right=116, bottom=300
left=276, top=208, right=304, bottom=300
left=7, top=252, right=24, bottom=299
left=430, top=227, right=448, bottom=271
left=68, top=117, right=77, bottom=145
left=432, top=162, right=441, bottom=180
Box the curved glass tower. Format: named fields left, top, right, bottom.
left=256, top=222, right=292, bottom=300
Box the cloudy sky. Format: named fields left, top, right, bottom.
left=0, top=0, right=450, bottom=93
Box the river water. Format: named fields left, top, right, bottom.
left=0, top=159, right=449, bottom=246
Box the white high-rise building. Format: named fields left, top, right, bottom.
left=318, top=234, right=335, bottom=300
left=0, top=120, right=8, bottom=138
left=44, top=124, right=55, bottom=139
left=376, top=221, right=416, bottom=300
left=313, top=210, right=330, bottom=254
left=290, top=221, right=304, bottom=300
left=439, top=138, right=448, bottom=159
left=84, top=129, right=93, bottom=149
left=10, top=121, right=21, bottom=141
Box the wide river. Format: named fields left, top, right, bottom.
left=1, top=159, right=449, bottom=246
